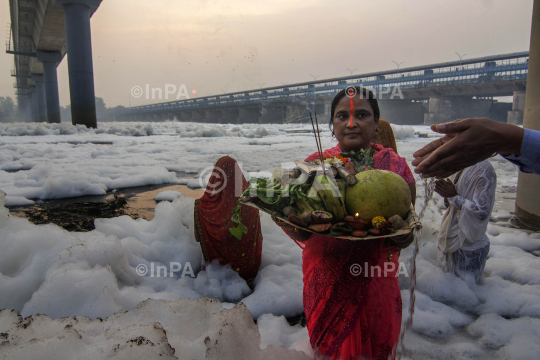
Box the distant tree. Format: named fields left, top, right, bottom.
left=95, top=97, right=107, bottom=118
left=109, top=105, right=126, bottom=112
left=0, top=97, right=14, bottom=122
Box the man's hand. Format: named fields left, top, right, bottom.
left=412, top=118, right=524, bottom=179
left=434, top=179, right=458, bottom=198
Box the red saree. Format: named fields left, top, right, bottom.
left=297, top=143, right=414, bottom=359
left=194, top=156, right=263, bottom=281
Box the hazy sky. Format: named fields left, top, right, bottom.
left=0, top=0, right=534, bottom=108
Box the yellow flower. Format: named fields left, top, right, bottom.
left=372, top=216, right=386, bottom=227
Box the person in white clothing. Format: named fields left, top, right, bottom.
left=434, top=160, right=497, bottom=284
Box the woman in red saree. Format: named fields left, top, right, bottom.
left=194, top=156, right=263, bottom=282
left=277, top=87, right=416, bottom=360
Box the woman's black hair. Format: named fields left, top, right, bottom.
left=329, top=86, right=380, bottom=134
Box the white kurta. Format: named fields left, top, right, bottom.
left=438, top=161, right=497, bottom=272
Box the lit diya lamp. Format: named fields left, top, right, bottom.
left=345, top=213, right=369, bottom=230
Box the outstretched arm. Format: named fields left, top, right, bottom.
left=412, top=118, right=524, bottom=179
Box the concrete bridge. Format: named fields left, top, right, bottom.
left=109, top=52, right=529, bottom=126
left=7, top=0, right=102, bottom=127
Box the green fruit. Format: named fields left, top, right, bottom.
left=345, top=170, right=411, bottom=221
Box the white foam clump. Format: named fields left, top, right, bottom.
left=0, top=195, right=304, bottom=321
left=0, top=162, right=180, bottom=201
left=4, top=195, right=34, bottom=206
left=0, top=122, right=86, bottom=136
left=154, top=190, right=183, bottom=201
left=179, top=124, right=275, bottom=138
left=0, top=298, right=310, bottom=360
left=390, top=124, right=415, bottom=140
left=467, top=313, right=540, bottom=359
left=258, top=314, right=313, bottom=356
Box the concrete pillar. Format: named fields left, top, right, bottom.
left=53, top=0, right=101, bottom=128
left=179, top=110, right=192, bottom=122
left=37, top=51, right=63, bottom=123
left=285, top=104, right=309, bottom=123
left=26, top=88, right=34, bottom=122
left=516, top=0, right=540, bottom=229
left=192, top=110, right=204, bottom=122
left=378, top=100, right=426, bottom=125
left=31, top=75, right=47, bottom=123
left=239, top=107, right=260, bottom=123
left=424, top=97, right=492, bottom=125
left=205, top=109, right=221, bottom=123
left=221, top=108, right=240, bottom=124
left=507, top=91, right=526, bottom=125
left=259, top=106, right=284, bottom=124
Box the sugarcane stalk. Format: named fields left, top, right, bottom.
left=334, top=163, right=357, bottom=185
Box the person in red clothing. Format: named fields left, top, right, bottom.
left=276, top=86, right=416, bottom=360
left=194, top=156, right=263, bottom=282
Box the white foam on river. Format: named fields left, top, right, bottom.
left=1, top=121, right=539, bottom=359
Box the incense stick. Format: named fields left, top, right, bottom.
left=309, top=111, right=325, bottom=173
left=314, top=112, right=326, bottom=175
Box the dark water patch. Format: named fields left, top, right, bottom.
left=2, top=167, right=32, bottom=173
left=8, top=183, right=204, bottom=232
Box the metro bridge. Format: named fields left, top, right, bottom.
left=108, top=51, right=529, bottom=125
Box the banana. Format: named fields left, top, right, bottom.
left=295, top=198, right=315, bottom=213
left=311, top=173, right=347, bottom=222
left=338, top=179, right=347, bottom=201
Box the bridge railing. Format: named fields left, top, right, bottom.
left=112, top=53, right=529, bottom=116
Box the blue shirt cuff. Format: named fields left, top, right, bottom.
left=501, top=128, right=540, bottom=174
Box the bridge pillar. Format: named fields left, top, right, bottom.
left=379, top=100, right=426, bottom=125
left=239, top=107, right=260, bottom=123
left=424, top=97, right=493, bottom=125
left=285, top=103, right=309, bottom=123
left=178, top=110, right=191, bottom=122
left=259, top=106, right=284, bottom=124
left=507, top=91, right=526, bottom=125
left=516, top=0, right=540, bottom=229
left=205, top=109, right=221, bottom=123
left=37, top=51, right=63, bottom=124
left=53, top=0, right=101, bottom=128
left=31, top=75, right=48, bottom=123
left=221, top=108, right=239, bottom=124
left=192, top=110, right=205, bottom=122
left=28, top=88, right=36, bottom=122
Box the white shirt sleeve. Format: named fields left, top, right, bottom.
left=447, top=162, right=497, bottom=242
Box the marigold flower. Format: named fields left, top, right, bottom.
left=372, top=216, right=386, bottom=228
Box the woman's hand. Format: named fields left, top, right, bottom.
left=344, top=161, right=356, bottom=174
left=434, top=179, right=458, bottom=198
left=271, top=216, right=294, bottom=230
left=271, top=216, right=312, bottom=242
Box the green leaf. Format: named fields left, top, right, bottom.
left=229, top=223, right=248, bottom=240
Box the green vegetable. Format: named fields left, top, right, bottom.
left=340, top=149, right=374, bottom=173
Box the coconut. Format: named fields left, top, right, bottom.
left=345, top=170, right=411, bottom=221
